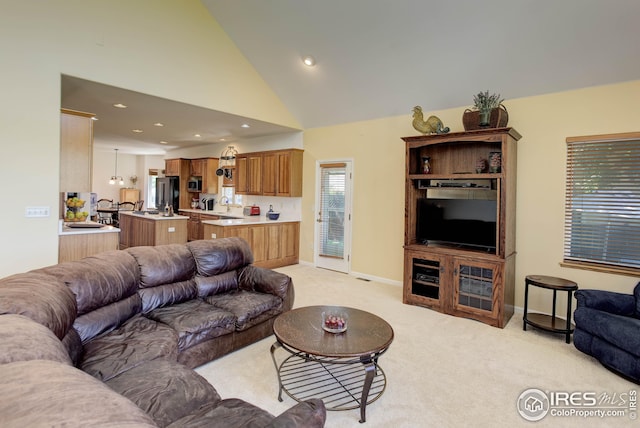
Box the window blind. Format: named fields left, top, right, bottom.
left=564, top=133, right=640, bottom=272
left=319, top=163, right=346, bottom=258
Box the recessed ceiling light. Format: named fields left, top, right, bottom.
left=159, top=141, right=168, bottom=145
left=219, top=138, right=226, bottom=142
left=132, top=129, right=143, bottom=133
left=194, top=134, right=201, bottom=138
left=153, top=122, right=164, bottom=127
left=113, top=103, right=127, bottom=109
left=91, top=116, right=98, bottom=121
left=302, top=56, right=316, bottom=67
left=241, top=124, right=250, bottom=128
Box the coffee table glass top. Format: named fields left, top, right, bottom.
left=273, top=305, right=394, bottom=358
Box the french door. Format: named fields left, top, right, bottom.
left=315, top=160, right=353, bottom=273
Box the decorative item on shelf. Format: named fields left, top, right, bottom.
left=475, top=157, right=487, bottom=173
left=422, top=156, right=432, bottom=174
left=462, top=91, right=509, bottom=131
left=412, top=106, right=450, bottom=135
left=489, top=152, right=502, bottom=173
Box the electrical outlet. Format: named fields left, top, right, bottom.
left=211, top=233, right=217, bottom=239
left=25, top=207, right=50, bottom=217
left=167, top=227, right=175, bottom=232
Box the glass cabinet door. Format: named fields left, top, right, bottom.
left=453, top=259, right=500, bottom=317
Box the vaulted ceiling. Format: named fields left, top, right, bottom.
left=204, top=0, right=640, bottom=128
left=61, top=1, right=640, bottom=154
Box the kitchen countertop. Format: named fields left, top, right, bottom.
left=59, top=220, right=120, bottom=235
left=119, top=211, right=188, bottom=220
left=201, top=215, right=300, bottom=227
left=177, top=208, right=244, bottom=218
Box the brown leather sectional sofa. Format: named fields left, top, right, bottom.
left=0, top=237, right=326, bottom=427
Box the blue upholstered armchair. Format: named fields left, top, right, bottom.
left=573, top=282, right=640, bottom=383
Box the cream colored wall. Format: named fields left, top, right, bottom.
left=0, top=0, right=298, bottom=277
left=301, top=80, right=640, bottom=311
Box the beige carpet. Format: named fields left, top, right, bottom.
left=195, top=264, right=637, bottom=427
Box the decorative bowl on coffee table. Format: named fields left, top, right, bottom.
left=322, top=311, right=348, bottom=333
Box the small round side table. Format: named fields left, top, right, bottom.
left=523, top=275, right=578, bottom=344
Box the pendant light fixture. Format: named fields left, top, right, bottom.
left=109, top=148, right=124, bottom=185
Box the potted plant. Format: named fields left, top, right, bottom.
left=462, top=90, right=509, bottom=130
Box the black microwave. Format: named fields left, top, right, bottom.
left=187, top=178, right=202, bottom=192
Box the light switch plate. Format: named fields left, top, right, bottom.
left=25, top=207, right=50, bottom=217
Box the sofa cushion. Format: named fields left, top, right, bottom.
left=74, top=293, right=143, bottom=343
left=167, top=398, right=274, bottom=428
left=187, top=238, right=253, bottom=276
left=195, top=271, right=238, bottom=297
left=0, top=314, right=72, bottom=365
left=138, top=279, right=198, bottom=313
left=39, top=250, right=139, bottom=315
left=105, top=359, right=221, bottom=428
left=204, top=290, right=283, bottom=331
left=635, top=281, right=640, bottom=317
left=0, top=359, right=157, bottom=427
left=145, top=300, right=236, bottom=351
left=128, top=244, right=196, bottom=288
left=574, top=307, right=640, bottom=358
left=81, top=314, right=179, bottom=382
left=0, top=272, right=76, bottom=339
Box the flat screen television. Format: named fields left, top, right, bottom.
left=416, top=198, right=497, bottom=251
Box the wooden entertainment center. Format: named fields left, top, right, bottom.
left=402, top=128, right=521, bottom=328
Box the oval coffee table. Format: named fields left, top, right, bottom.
left=270, top=305, right=394, bottom=423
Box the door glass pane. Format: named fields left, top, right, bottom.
left=320, top=164, right=346, bottom=258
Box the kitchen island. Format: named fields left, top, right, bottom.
left=58, top=220, right=120, bottom=263
left=202, top=216, right=299, bottom=269
left=118, top=211, right=188, bottom=249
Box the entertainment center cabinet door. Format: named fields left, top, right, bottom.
left=451, top=258, right=504, bottom=327
left=403, top=250, right=447, bottom=311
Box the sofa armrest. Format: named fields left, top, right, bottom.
left=575, top=289, right=636, bottom=316
left=265, top=399, right=326, bottom=428
left=238, top=265, right=292, bottom=301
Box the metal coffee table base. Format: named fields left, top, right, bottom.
left=271, top=341, right=388, bottom=423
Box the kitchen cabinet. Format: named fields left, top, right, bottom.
left=164, top=159, right=183, bottom=177
left=119, top=188, right=140, bottom=204
left=190, top=159, right=205, bottom=176
left=180, top=210, right=221, bottom=241
left=236, top=149, right=303, bottom=197
left=402, top=128, right=521, bottom=328
left=60, top=108, right=94, bottom=192
left=58, top=228, right=119, bottom=263
left=202, top=221, right=299, bottom=268
left=262, top=149, right=303, bottom=197
left=235, top=153, right=262, bottom=195
left=118, top=212, right=188, bottom=249
left=189, top=158, right=219, bottom=194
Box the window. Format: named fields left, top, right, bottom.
left=563, top=132, right=640, bottom=275
left=148, top=169, right=158, bottom=208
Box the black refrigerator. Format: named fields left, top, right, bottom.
left=156, top=177, right=179, bottom=210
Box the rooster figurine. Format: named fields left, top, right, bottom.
left=412, top=106, right=450, bottom=135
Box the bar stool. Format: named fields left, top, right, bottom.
left=523, top=275, right=578, bottom=344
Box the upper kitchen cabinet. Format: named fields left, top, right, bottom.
left=262, top=149, right=303, bottom=197
left=235, top=153, right=263, bottom=195
left=191, top=157, right=219, bottom=194
left=164, top=158, right=188, bottom=177
left=237, top=149, right=303, bottom=197
left=60, top=109, right=94, bottom=192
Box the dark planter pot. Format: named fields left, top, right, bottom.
left=462, top=104, right=509, bottom=131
